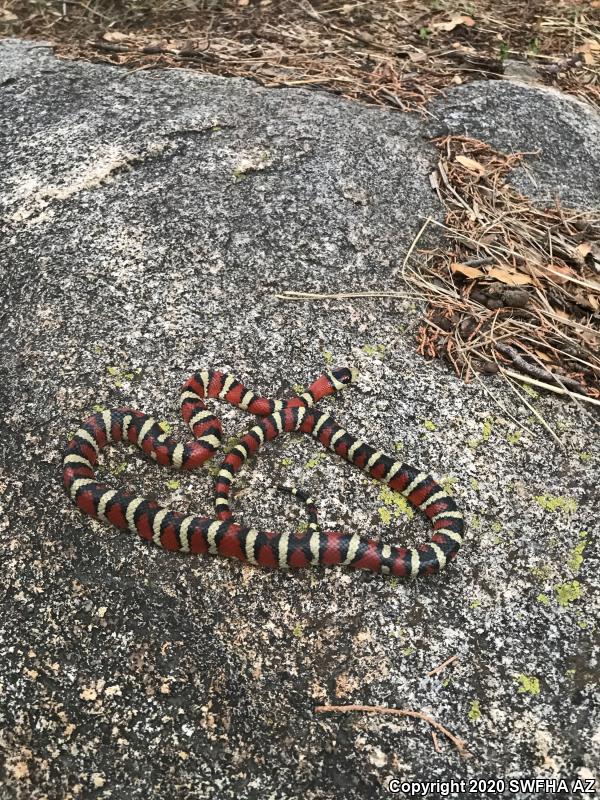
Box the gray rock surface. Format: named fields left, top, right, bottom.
left=429, top=79, right=600, bottom=209
left=0, top=39, right=598, bottom=800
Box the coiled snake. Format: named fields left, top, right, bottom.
left=62, top=367, right=464, bottom=578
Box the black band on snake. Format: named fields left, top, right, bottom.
left=62, top=367, right=464, bottom=578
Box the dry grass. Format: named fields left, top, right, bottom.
left=1, top=1, right=599, bottom=111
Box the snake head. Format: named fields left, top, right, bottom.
left=329, top=366, right=359, bottom=388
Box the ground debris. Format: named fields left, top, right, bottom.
left=412, top=136, right=600, bottom=401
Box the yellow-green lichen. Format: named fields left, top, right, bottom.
left=469, top=515, right=481, bottom=530
left=292, top=384, right=305, bottom=395
left=362, top=343, right=385, bottom=357
left=482, top=417, right=493, bottom=441
left=536, top=594, right=550, bottom=606
left=292, top=624, right=303, bottom=638
left=322, top=350, right=333, bottom=365
left=423, top=419, right=437, bottom=432
left=491, top=522, right=502, bottom=534
left=112, top=462, right=128, bottom=476
left=92, top=404, right=106, bottom=413
left=531, top=563, right=554, bottom=581
left=521, top=383, right=539, bottom=399
left=470, top=478, right=479, bottom=491
left=401, top=647, right=416, bottom=657
left=468, top=700, right=481, bottom=722
left=165, top=480, right=180, bottom=490
left=106, top=365, right=136, bottom=386
left=534, top=493, right=578, bottom=514
left=378, top=486, right=414, bottom=520
left=469, top=599, right=481, bottom=609
left=517, top=674, right=540, bottom=695
left=578, top=452, right=592, bottom=463
left=394, top=441, right=404, bottom=452
left=441, top=477, right=456, bottom=496
left=306, top=452, right=328, bottom=469
left=555, top=580, right=581, bottom=607
left=567, top=534, right=587, bottom=574
left=507, top=431, right=522, bottom=444
left=378, top=507, right=392, bottom=525
left=224, top=436, right=240, bottom=453
left=159, top=421, right=172, bottom=435
left=281, top=457, right=292, bottom=467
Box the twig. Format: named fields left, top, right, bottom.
left=501, top=369, right=600, bottom=408
left=495, top=342, right=588, bottom=395
left=275, top=290, right=411, bottom=301
left=314, top=704, right=471, bottom=758
left=427, top=654, right=459, bottom=677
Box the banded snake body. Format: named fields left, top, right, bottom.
left=63, top=367, right=464, bottom=578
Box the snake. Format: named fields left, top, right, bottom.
left=62, top=367, right=464, bottom=578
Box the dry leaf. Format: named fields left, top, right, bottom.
left=433, top=14, right=476, bottom=31
left=587, top=294, right=599, bottom=311
left=534, top=350, right=553, bottom=362
left=487, top=267, right=532, bottom=286
left=581, top=330, right=600, bottom=349
left=0, top=9, right=18, bottom=20
left=450, top=262, right=484, bottom=279
left=103, top=31, right=130, bottom=42
left=455, top=155, right=486, bottom=175
left=544, top=263, right=577, bottom=285
left=576, top=242, right=592, bottom=258
left=577, top=39, right=600, bottom=65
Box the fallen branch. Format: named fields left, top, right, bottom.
left=314, top=704, right=471, bottom=758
